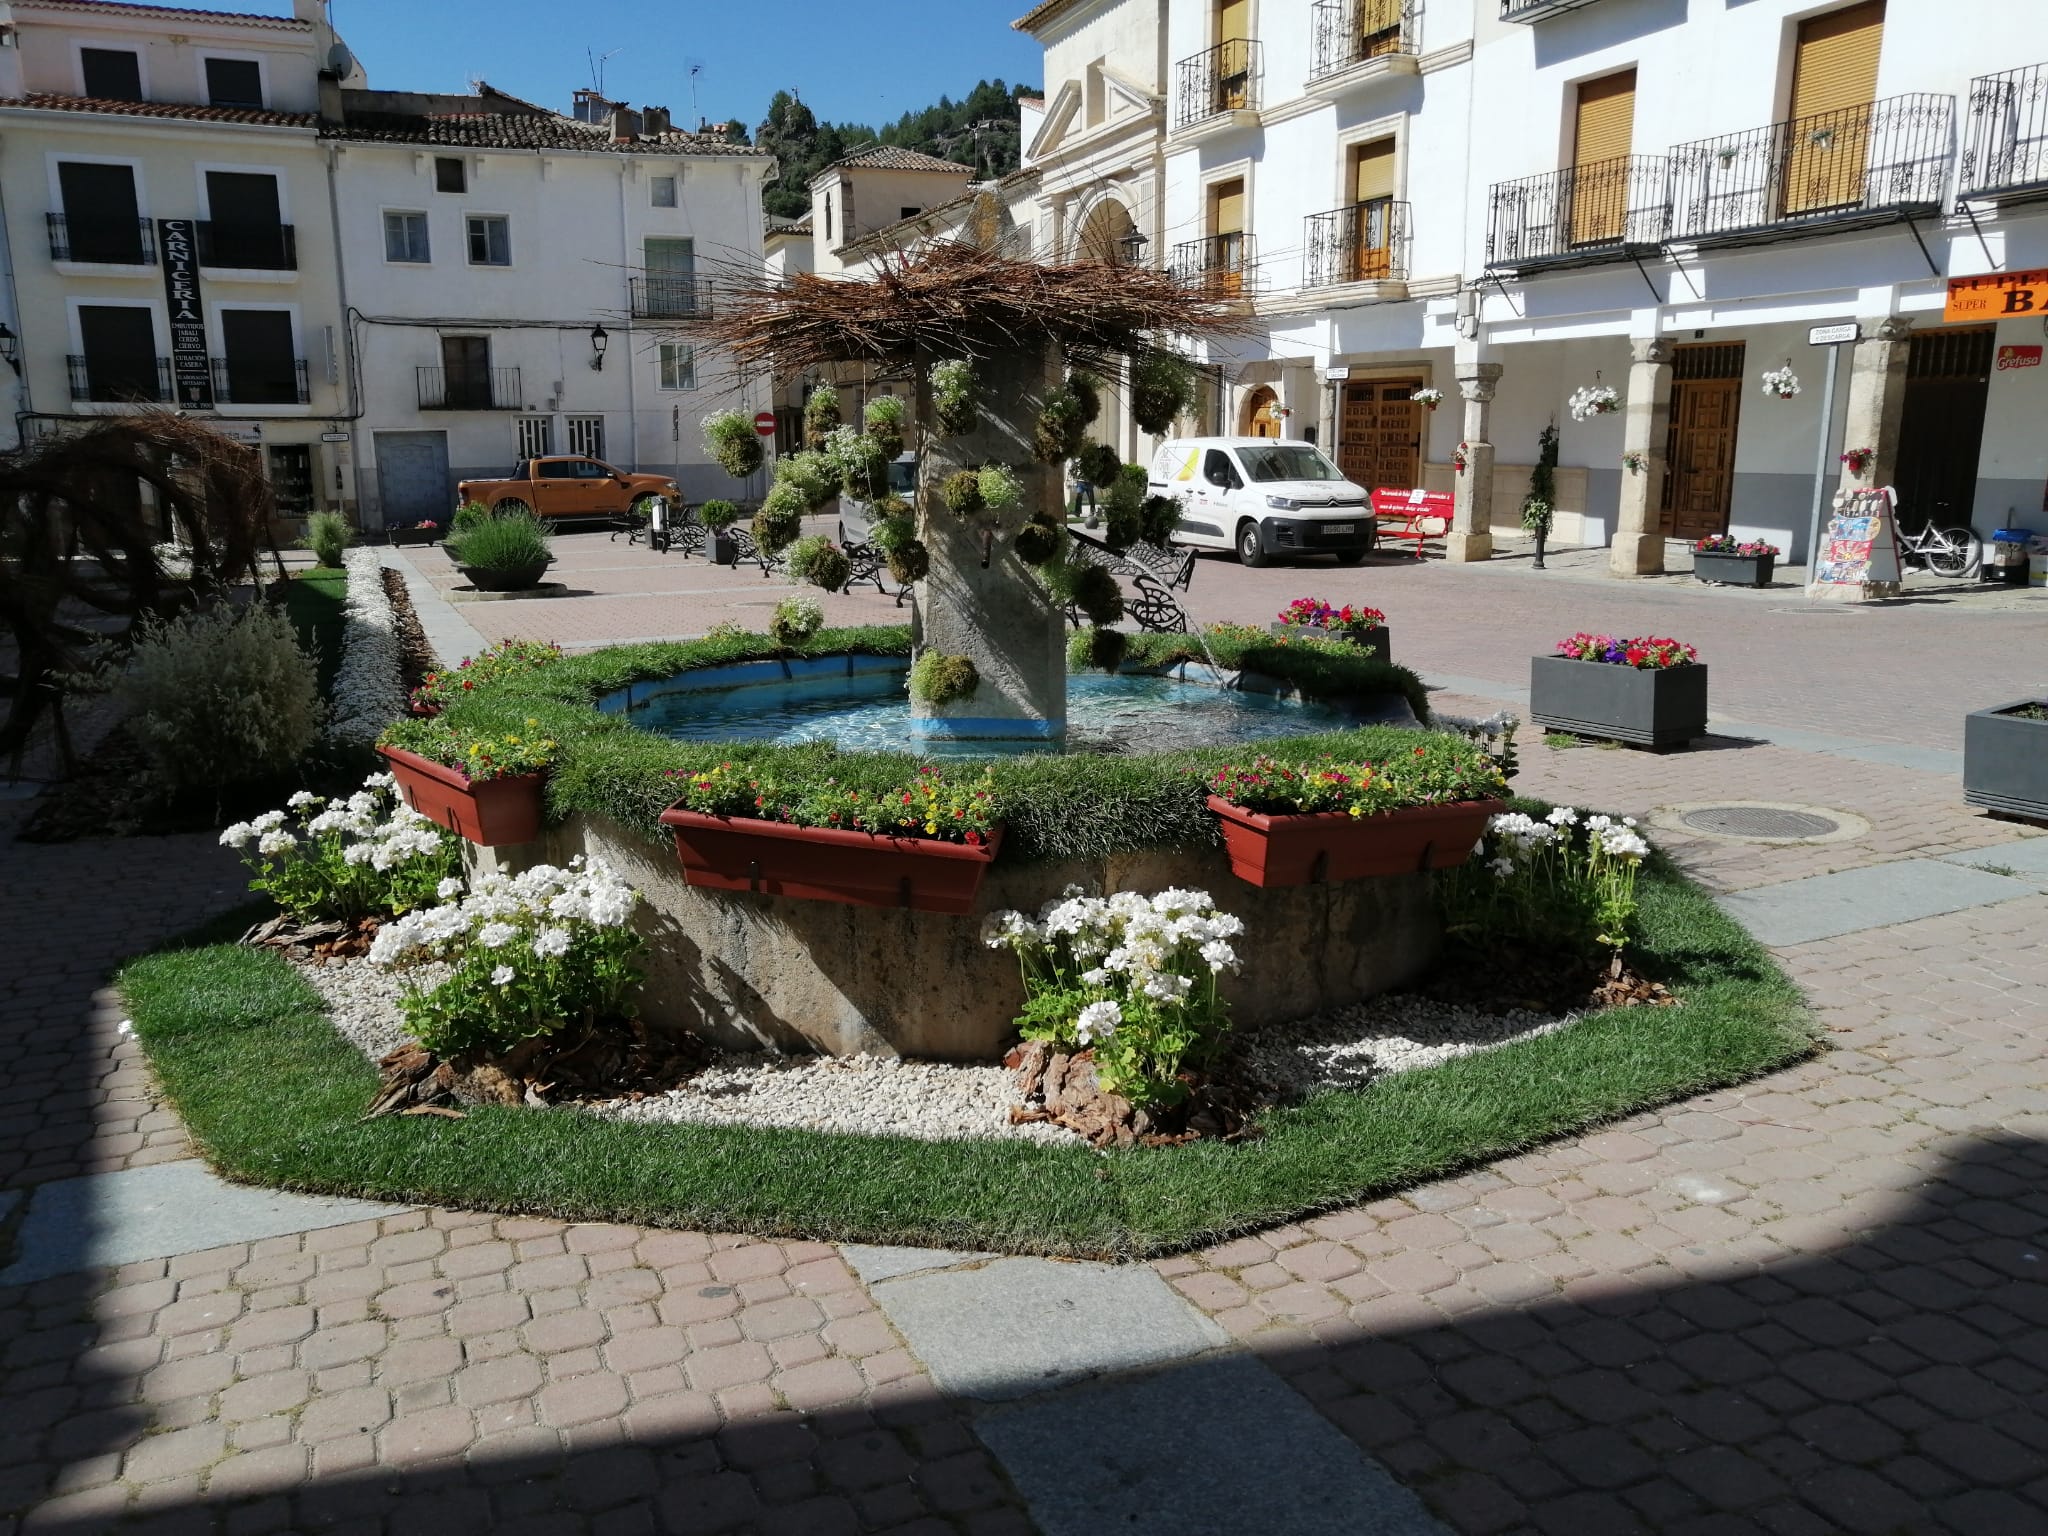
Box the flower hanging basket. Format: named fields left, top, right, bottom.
left=378, top=746, right=547, bottom=847
left=658, top=806, right=1004, bottom=915
left=1205, top=796, right=1499, bottom=888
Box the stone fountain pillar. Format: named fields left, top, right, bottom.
left=910, top=341, right=1069, bottom=747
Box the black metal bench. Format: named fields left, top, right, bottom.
left=1062, top=530, right=1193, bottom=633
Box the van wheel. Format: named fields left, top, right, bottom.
left=1333, top=549, right=1367, bottom=566
left=496, top=499, right=530, bottom=518
left=1236, top=521, right=1270, bottom=568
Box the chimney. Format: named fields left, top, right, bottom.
left=642, top=105, right=670, bottom=136
left=606, top=107, right=640, bottom=142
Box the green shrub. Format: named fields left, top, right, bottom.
left=1131, top=352, right=1197, bottom=435
left=910, top=651, right=980, bottom=706
left=754, top=483, right=808, bottom=553
left=1084, top=627, right=1128, bottom=672
left=1014, top=517, right=1064, bottom=567
left=769, top=596, right=825, bottom=647
left=448, top=510, right=551, bottom=573
left=1099, top=465, right=1151, bottom=552
left=1034, top=388, right=1088, bottom=464
left=220, top=770, right=459, bottom=923
left=1070, top=563, right=1124, bottom=625
left=930, top=359, right=978, bottom=436
left=452, top=500, right=494, bottom=534
left=786, top=536, right=852, bottom=592
left=1139, top=493, right=1181, bottom=545
left=118, top=602, right=321, bottom=793
left=306, top=511, right=352, bottom=568
left=978, top=463, right=1024, bottom=513
left=1076, top=442, right=1122, bottom=487
left=863, top=394, right=907, bottom=459
left=697, top=499, right=741, bottom=531
left=702, top=411, right=765, bottom=479
left=886, top=543, right=930, bottom=584
left=803, top=382, right=841, bottom=447
left=1068, top=371, right=1103, bottom=426
left=870, top=511, right=917, bottom=552
left=941, top=469, right=985, bottom=516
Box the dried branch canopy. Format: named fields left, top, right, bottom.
left=707, top=242, right=1250, bottom=376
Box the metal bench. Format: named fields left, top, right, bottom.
left=1063, top=530, right=1192, bottom=633
left=1369, top=487, right=1453, bottom=560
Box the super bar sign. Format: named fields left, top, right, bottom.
left=1945, top=268, right=2048, bottom=323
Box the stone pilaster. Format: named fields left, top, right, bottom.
left=1609, top=338, right=1676, bottom=577
left=1444, top=363, right=1502, bottom=563
left=1838, top=316, right=1912, bottom=497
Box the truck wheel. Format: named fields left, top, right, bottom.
left=1236, top=521, right=1270, bottom=569
left=496, top=499, right=530, bottom=518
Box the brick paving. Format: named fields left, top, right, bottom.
left=3, top=550, right=2046, bottom=1532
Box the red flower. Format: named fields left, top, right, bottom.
left=964, top=830, right=982, bottom=846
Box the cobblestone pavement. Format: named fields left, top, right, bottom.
left=3, top=562, right=2046, bottom=1532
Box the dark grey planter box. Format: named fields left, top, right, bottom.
left=1964, top=701, right=2048, bottom=823
left=708, top=530, right=739, bottom=566
left=1693, top=552, right=1775, bottom=587
left=1268, top=622, right=1390, bottom=663
left=1529, top=655, right=1708, bottom=747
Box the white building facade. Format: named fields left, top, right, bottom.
left=1015, top=0, right=2048, bottom=568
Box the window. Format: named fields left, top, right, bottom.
left=204, top=57, right=263, bottom=109
left=1571, top=70, right=1638, bottom=245
left=218, top=309, right=300, bottom=405
left=202, top=170, right=291, bottom=269
left=567, top=416, right=605, bottom=458
left=441, top=335, right=491, bottom=409
left=538, top=457, right=576, bottom=478
left=75, top=306, right=161, bottom=402
left=570, top=456, right=612, bottom=479
left=466, top=215, right=510, bottom=266
left=658, top=343, right=696, bottom=390
left=80, top=47, right=143, bottom=102
left=518, top=417, right=553, bottom=458
left=383, top=211, right=429, bottom=263
left=650, top=175, right=678, bottom=207
left=901, top=206, right=920, bottom=220
left=435, top=156, right=467, bottom=194
left=1201, top=448, right=1240, bottom=489
left=57, top=162, right=145, bottom=264
left=267, top=445, right=314, bottom=515
left=824, top=194, right=833, bottom=242
left=642, top=237, right=696, bottom=315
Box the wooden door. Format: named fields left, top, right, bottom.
left=1350, top=139, right=1396, bottom=280
left=1785, top=1, right=1885, bottom=215
left=1894, top=326, right=1994, bottom=529
left=1571, top=69, right=1637, bottom=246
left=1216, top=0, right=1251, bottom=108
left=1664, top=382, right=1741, bottom=538
left=1246, top=387, right=1280, bottom=438
left=1337, top=380, right=1422, bottom=492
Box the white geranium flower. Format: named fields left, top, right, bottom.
left=220, top=822, right=256, bottom=849
left=1076, top=1000, right=1122, bottom=1044
left=256, top=830, right=295, bottom=857
left=1546, top=807, right=1579, bottom=827
left=1142, top=972, right=1192, bottom=1003
left=251, top=810, right=287, bottom=833
left=532, top=927, right=572, bottom=959
left=437, top=876, right=465, bottom=900
left=478, top=922, right=518, bottom=949
left=1200, top=940, right=1238, bottom=973
left=490, top=964, right=515, bottom=986
left=287, top=791, right=320, bottom=811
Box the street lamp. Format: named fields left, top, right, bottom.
left=1117, top=229, right=1150, bottom=267
left=0, top=323, right=19, bottom=376
left=588, top=323, right=609, bottom=371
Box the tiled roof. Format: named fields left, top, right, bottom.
left=0, top=92, right=315, bottom=127
left=17, top=0, right=311, bottom=29
left=329, top=101, right=769, bottom=157
left=1012, top=0, right=1084, bottom=33
left=831, top=144, right=974, bottom=175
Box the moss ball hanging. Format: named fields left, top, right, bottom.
left=1013, top=516, right=1064, bottom=567
left=1034, top=389, right=1089, bottom=465
left=940, top=469, right=986, bottom=517
left=1086, top=626, right=1128, bottom=672
left=886, top=542, right=931, bottom=585
left=803, top=382, right=841, bottom=447
left=930, top=359, right=979, bottom=438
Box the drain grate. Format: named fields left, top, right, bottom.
left=1681, top=806, right=1842, bottom=840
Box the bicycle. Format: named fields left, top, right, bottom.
left=1896, top=519, right=1981, bottom=579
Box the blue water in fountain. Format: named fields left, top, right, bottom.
left=630, top=669, right=1349, bottom=757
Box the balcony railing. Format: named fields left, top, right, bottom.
left=1486, top=155, right=1670, bottom=267
left=1311, top=0, right=1415, bottom=79
left=1500, top=0, right=1606, bottom=20
left=1174, top=39, right=1260, bottom=130
left=196, top=221, right=297, bottom=270
left=1305, top=198, right=1409, bottom=287
left=629, top=275, right=713, bottom=319
left=67, top=354, right=172, bottom=404
left=416, top=366, right=522, bottom=411
left=47, top=213, right=156, bottom=266
left=1962, top=62, right=2048, bottom=199
left=1170, top=233, right=1256, bottom=296
left=1668, top=94, right=1954, bottom=243
left=212, top=356, right=309, bottom=406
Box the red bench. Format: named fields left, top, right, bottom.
left=1370, top=487, right=1454, bottom=560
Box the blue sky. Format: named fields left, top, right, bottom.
left=310, top=0, right=1044, bottom=130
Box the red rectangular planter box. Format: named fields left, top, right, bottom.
left=658, top=805, right=1002, bottom=915
left=379, top=746, right=546, bottom=848
left=1206, top=795, right=1499, bottom=888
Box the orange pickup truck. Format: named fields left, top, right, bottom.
left=456, top=456, right=679, bottom=521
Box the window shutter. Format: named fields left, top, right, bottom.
left=1217, top=0, right=1249, bottom=46
left=1573, top=69, right=1637, bottom=172
left=1790, top=0, right=1885, bottom=123
left=1210, top=178, right=1245, bottom=235
left=1352, top=139, right=1396, bottom=205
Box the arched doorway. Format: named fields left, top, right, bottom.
left=1242, top=385, right=1282, bottom=438
left=1076, top=198, right=1140, bottom=266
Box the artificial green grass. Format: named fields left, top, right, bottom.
left=119, top=854, right=1817, bottom=1258
left=281, top=567, right=349, bottom=696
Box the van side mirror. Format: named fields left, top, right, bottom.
left=1205, top=465, right=1234, bottom=489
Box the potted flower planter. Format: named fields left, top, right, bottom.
left=1206, top=796, right=1499, bottom=888
left=379, top=745, right=546, bottom=847
left=458, top=560, right=552, bottom=593
left=1964, top=700, right=2048, bottom=824
left=1267, top=623, right=1391, bottom=663
left=1529, top=656, right=1708, bottom=748
left=1693, top=551, right=1776, bottom=587
left=708, top=530, right=739, bottom=567
left=387, top=523, right=440, bottom=547
left=658, top=805, right=1002, bottom=915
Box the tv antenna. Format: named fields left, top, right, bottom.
left=684, top=57, right=705, bottom=126
left=587, top=46, right=622, bottom=98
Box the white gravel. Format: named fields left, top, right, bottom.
left=294, top=955, right=1569, bottom=1143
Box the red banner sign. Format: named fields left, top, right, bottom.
left=1997, top=345, right=2043, bottom=371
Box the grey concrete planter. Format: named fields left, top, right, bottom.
left=1529, top=655, right=1708, bottom=747
left=707, top=530, right=739, bottom=566
left=1964, top=701, right=2048, bottom=823
left=1268, top=622, right=1390, bottom=663
left=1693, top=551, right=1775, bottom=587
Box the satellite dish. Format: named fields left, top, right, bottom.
left=327, top=42, right=355, bottom=77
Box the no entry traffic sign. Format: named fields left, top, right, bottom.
left=753, top=411, right=778, bottom=436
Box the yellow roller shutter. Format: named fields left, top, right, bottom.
left=1349, top=139, right=1397, bottom=279
left=1352, top=138, right=1396, bottom=204
left=1571, top=69, right=1637, bottom=244
left=1217, top=0, right=1249, bottom=45
left=1786, top=1, right=1885, bottom=213
left=1210, top=178, right=1245, bottom=236
left=1208, top=177, right=1246, bottom=295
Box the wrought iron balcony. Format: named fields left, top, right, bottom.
left=1668, top=93, right=1954, bottom=244
left=1174, top=39, right=1260, bottom=130
left=1962, top=62, right=2048, bottom=200
left=416, top=366, right=522, bottom=411
left=1310, top=0, right=1415, bottom=79
left=68, top=354, right=172, bottom=404
left=212, top=356, right=309, bottom=406
left=1500, top=0, right=1606, bottom=19
left=1170, top=233, right=1256, bottom=297
left=47, top=213, right=156, bottom=266
left=630, top=275, right=713, bottom=319
left=1485, top=156, right=1670, bottom=268
left=196, top=221, right=297, bottom=270
left=1305, top=199, right=1408, bottom=287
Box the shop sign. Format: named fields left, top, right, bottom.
left=156, top=218, right=213, bottom=410
left=321, top=431, right=351, bottom=442
left=1807, top=322, right=1860, bottom=346
left=1996, top=345, right=2043, bottom=371
left=1945, top=267, right=2048, bottom=323
left=1326, top=366, right=1351, bottom=380
left=214, top=421, right=263, bottom=444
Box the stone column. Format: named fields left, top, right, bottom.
left=1609, top=338, right=1676, bottom=577
left=911, top=341, right=1068, bottom=747
left=1444, top=362, right=1502, bottom=563
left=1837, top=316, right=1911, bottom=497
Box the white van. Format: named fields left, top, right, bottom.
left=1149, top=438, right=1375, bottom=567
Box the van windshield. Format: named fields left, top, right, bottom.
left=1236, top=444, right=1348, bottom=484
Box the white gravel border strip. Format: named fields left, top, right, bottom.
left=324, top=547, right=411, bottom=744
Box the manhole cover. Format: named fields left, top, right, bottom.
left=1680, top=806, right=1842, bottom=840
